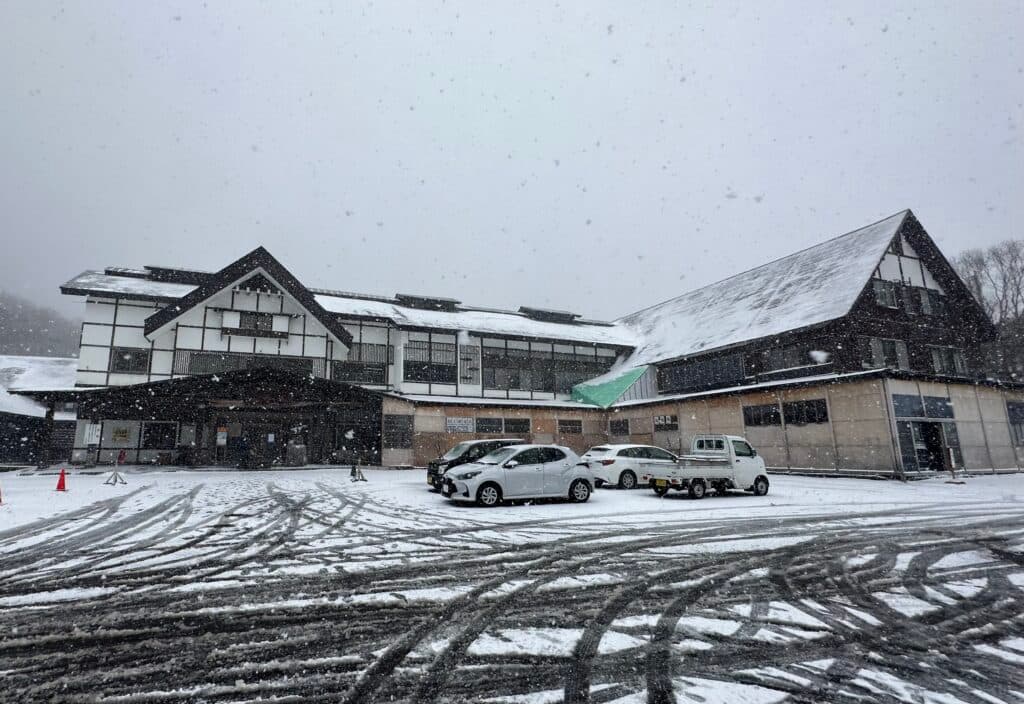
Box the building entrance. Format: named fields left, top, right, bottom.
left=896, top=419, right=962, bottom=473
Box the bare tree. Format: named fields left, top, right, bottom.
left=953, top=240, right=1024, bottom=380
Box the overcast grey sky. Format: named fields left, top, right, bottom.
left=2, top=1, right=1021, bottom=320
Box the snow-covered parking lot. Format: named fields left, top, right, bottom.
left=1, top=468, right=1023, bottom=703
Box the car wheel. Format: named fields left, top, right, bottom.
left=618, top=470, right=637, bottom=490
left=752, top=476, right=770, bottom=496
left=688, top=479, right=707, bottom=500
left=569, top=479, right=591, bottom=503
left=652, top=484, right=669, bottom=496
left=476, top=482, right=502, bottom=507
left=594, top=478, right=605, bottom=489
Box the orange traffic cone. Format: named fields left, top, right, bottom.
left=56, top=469, right=67, bottom=492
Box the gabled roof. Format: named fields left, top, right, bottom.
left=142, top=247, right=354, bottom=346
left=617, top=210, right=911, bottom=366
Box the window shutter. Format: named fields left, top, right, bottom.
left=869, top=338, right=884, bottom=367
left=930, top=348, right=943, bottom=373
left=222, top=310, right=240, bottom=328
left=895, top=341, right=910, bottom=370
left=953, top=350, right=967, bottom=375
left=902, top=287, right=918, bottom=315
left=919, top=289, right=932, bottom=315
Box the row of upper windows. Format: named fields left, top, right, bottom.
left=104, top=341, right=617, bottom=392
left=657, top=336, right=972, bottom=394
left=872, top=280, right=948, bottom=315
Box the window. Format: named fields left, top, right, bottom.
left=763, top=346, right=815, bottom=372
left=403, top=340, right=457, bottom=384
left=512, top=448, right=545, bottom=465
left=475, top=418, right=503, bottom=434
left=609, top=418, right=630, bottom=435
left=923, top=396, right=954, bottom=419
left=141, top=422, right=176, bottom=450
left=333, top=361, right=386, bottom=384
left=558, top=419, right=582, bottom=434
left=868, top=338, right=909, bottom=370
left=187, top=352, right=319, bottom=376
left=1008, top=402, right=1024, bottom=446
left=188, top=352, right=248, bottom=374
left=742, top=403, right=781, bottom=426
left=647, top=447, right=676, bottom=461
left=503, top=418, right=531, bottom=434
left=782, top=399, right=829, bottom=425
left=732, top=440, right=754, bottom=457
left=481, top=344, right=614, bottom=393
left=382, top=415, right=413, bottom=449
left=109, top=347, right=150, bottom=374
left=902, top=286, right=921, bottom=314
left=252, top=356, right=315, bottom=374
left=540, top=447, right=567, bottom=462
left=239, top=311, right=273, bottom=332
left=657, top=353, right=745, bottom=393
left=653, top=414, right=679, bottom=431
left=892, top=394, right=925, bottom=418
left=873, top=280, right=898, bottom=308
left=920, top=290, right=947, bottom=316
left=930, top=347, right=967, bottom=376
left=349, top=343, right=394, bottom=364
left=695, top=437, right=726, bottom=451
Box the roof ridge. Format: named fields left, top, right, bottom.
left=616, top=209, right=910, bottom=323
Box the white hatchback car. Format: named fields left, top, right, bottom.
left=579, top=444, right=679, bottom=489
left=441, top=444, right=593, bottom=507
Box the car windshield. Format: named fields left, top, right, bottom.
left=441, top=442, right=474, bottom=460
left=478, top=447, right=519, bottom=464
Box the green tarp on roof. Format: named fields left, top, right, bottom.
left=571, top=365, right=648, bottom=408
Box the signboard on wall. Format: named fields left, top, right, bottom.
left=111, top=426, right=130, bottom=443
left=446, top=417, right=474, bottom=433
left=216, top=427, right=228, bottom=447
left=84, top=423, right=101, bottom=446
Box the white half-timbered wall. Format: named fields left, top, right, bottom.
left=75, top=270, right=353, bottom=387
left=73, top=284, right=623, bottom=401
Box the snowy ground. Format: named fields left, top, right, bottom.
left=1, top=468, right=1023, bottom=703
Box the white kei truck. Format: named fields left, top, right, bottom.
left=640, top=434, right=771, bottom=499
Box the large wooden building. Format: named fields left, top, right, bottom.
left=14, top=209, right=1024, bottom=476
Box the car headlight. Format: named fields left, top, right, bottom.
left=457, top=470, right=482, bottom=480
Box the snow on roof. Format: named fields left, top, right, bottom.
left=617, top=211, right=909, bottom=366
left=58, top=272, right=636, bottom=347
left=62, top=271, right=197, bottom=300
left=0, top=355, right=79, bottom=419
left=314, top=294, right=638, bottom=346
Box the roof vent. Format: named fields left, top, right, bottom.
left=395, top=293, right=461, bottom=311
left=518, top=306, right=581, bottom=324
left=144, top=265, right=214, bottom=286
left=104, top=267, right=152, bottom=280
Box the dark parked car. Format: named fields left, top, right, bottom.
left=426, top=438, right=524, bottom=491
